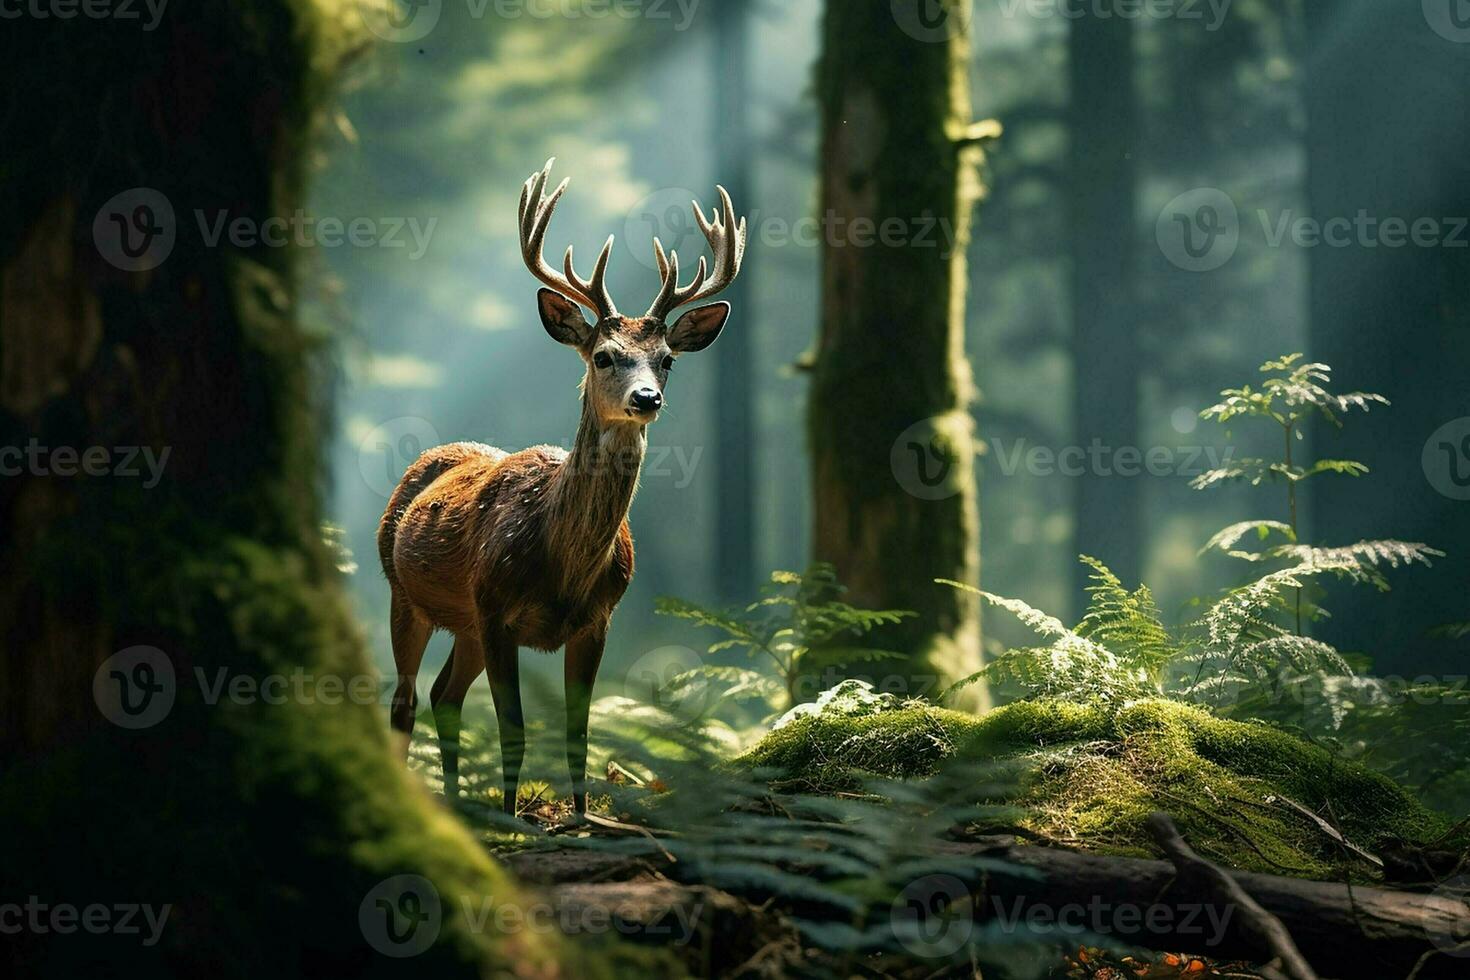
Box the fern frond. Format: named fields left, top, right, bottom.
left=1075, top=556, right=1173, bottom=678
left=1273, top=540, right=1441, bottom=591
left=1200, top=520, right=1296, bottom=559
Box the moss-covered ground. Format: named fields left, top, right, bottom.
left=741, top=697, right=1449, bottom=878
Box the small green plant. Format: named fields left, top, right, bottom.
left=1191, top=353, right=1437, bottom=633
left=942, top=553, right=1360, bottom=708
left=656, top=563, right=913, bottom=712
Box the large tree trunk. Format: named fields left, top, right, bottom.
left=1301, top=0, right=1470, bottom=673
left=1068, top=9, right=1140, bottom=609
left=712, top=0, right=756, bottom=600
left=809, top=0, right=987, bottom=703
left=0, top=8, right=608, bottom=976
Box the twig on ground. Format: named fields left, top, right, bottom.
left=1146, top=812, right=1320, bottom=980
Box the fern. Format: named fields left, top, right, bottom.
left=656, top=563, right=914, bottom=714
left=940, top=556, right=1360, bottom=711
left=940, top=563, right=1159, bottom=703
left=1195, top=353, right=1428, bottom=635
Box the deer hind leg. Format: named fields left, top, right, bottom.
left=389, top=591, right=433, bottom=761
left=564, top=629, right=606, bottom=815
left=429, top=632, right=485, bottom=803
left=480, top=625, right=524, bottom=816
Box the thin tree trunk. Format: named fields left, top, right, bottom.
left=713, top=0, right=756, bottom=599
left=1301, top=0, right=1470, bottom=671
left=1068, top=8, right=1140, bottom=609
left=809, top=0, right=987, bottom=703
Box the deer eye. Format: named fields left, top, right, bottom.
left=660, top=355, right=675, bottom=371
left=593, top=351, right=613, bottom=370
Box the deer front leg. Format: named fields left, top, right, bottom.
left=430, top=632, right=485, bottom=803
left=564, top=628, right=606, bottom=815
left=481, top=625, right=525, bottom=816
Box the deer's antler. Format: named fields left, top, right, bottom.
left=645, top=186, right=747, bottom=321
left=518, top=158, right=618, bottom=319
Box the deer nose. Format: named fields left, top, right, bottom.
left=629, top=388, right=663, bottom=414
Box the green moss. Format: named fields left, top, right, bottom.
left=742, top=698, right=1446, bottom=879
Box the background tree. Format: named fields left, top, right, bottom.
left=0, top=4, right=628, bottom=974
left=1301, top=0, right=1470, bottom=673
left=808, top=0, right=992, bottom=699
left=712, top=0, right=757, bottom=599
left=1068, top=7, right=1141, bottom=603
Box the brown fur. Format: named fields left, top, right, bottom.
left=383, top=161, right=742, bottom=815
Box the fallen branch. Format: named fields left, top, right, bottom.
left=1145, top=812, right=1319, bottom=980
left=944, top=828, right=1470, bottom=979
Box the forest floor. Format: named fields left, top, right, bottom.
left=412, top=692, right=1470, bottom=979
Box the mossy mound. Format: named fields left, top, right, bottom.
left=742, top=697, right=1446, bottom=879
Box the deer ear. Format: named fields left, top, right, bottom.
left=538, top=288, right=591, bottom=347
left=666, top=302, right=730, bottom=353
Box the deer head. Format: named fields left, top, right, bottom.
left=518, top=159, right=747, bottom=428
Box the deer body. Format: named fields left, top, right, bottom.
left=382, top=160, right=745, bottom=814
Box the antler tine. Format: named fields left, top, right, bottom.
left=645, top=185, right=747, bottom=320
left=562, top=236, right=618, bottom=318
left=517, top=158, right=618, bottom=319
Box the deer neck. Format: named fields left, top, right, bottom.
left=546, top=398, right=645, bottom=600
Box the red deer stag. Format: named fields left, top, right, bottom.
left=379, top=159, right=746, bottom=815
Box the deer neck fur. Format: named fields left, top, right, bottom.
left=545, top=396, right=645, bottom=604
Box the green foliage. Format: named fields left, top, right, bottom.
left=1192, top=354, right=1437, bottom=633
left=942, top=553, right=1362, bottom=709
left=742, top=696, right=1447, bottom=879
left=655, top=563, right=913, bottom=712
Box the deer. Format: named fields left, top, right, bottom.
left=379, top=159, right=746, bottom=816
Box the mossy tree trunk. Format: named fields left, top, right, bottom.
left=1068, top=9, right=1140, bottom=610
left=808, top=0, right=988, bottom=704
left=0, top=7, right=624, bottom=976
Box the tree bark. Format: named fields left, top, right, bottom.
left=809, top=0, right=987, bottom=703
left=0, top=7, right=608, bottom=976
left=1068, top=7, right=1141, bottom=609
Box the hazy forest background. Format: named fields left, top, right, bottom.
left=321, top=0, right=1470, bottom=695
